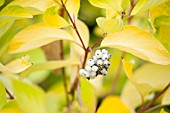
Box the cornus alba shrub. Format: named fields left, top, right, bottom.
left=0, top=0, right=170, bottom=113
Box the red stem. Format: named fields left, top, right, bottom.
left=91, top=33, right=107, bottom=49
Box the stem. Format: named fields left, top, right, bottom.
left=137, top=83, right=170, bottom=113
left=143, top=104, right=162, bottom=113
left=5, top=88, right=14, bottom=99
left=61, top=1, right=86, bottom=50
left=109, top=51, right=126, bottom=95
left=91, top=33, right=107, bottom=49
left=82, top=47, right=89, bottom=69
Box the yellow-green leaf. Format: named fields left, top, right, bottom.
left=0, top=108, right=23, bottom=113
left=162, top=86, right=170, bottom=105
left=0, top=82, right=7, bottom=109
left=43, top=6, right=69, bottom=28
left=160, top=109, right=168, bottom=113
left=131, top=0, right=169, bottom=15
left=97, top=96, right=130, bottom=113
left=78, top=76, right=97, bottom=113
left=0, top=56, right=32, bottom=73
left=0, top=0, right=5, bottom=6
left=71, top=19, right=89, bottom=56
left=66, top=0, right=80, bottom=16
left=121, top=0, right=130, bottom=10
left=100, top=25, right=170, bottom=65
left=0, top=5, right=32, bottom=19
left=9, top=0, right=54, bottom=12
left=12, top=79, right=46, bottom=113
left=8, top=23, right=74, bottom=54
left=96, top=17, right=123, bottom=33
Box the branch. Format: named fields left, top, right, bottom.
left=91, top=33, right=107, bottom=49
left=5, top=88, right=14, bottom=99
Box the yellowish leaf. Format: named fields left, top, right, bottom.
left=8, top=23, right=73, bottom=54
left=43, top=6, right=69, bottom=28
left=97, top=96, right=130, bottom=113
left=160, top=109, right=168, bottom=113
left=9, top=0, right=54, bottom=12
left=100, top=25, right=170, bottom=65
left=66, top=0, right=80, bottom=16
left=162, top=86, right=170, bottom=105
left=71, top=19, right=89, bottom=56
left=96, top=17, right=124, bottom=33
left=131, top=0, right=169, bottom=15
left=0, top=55, right=32, bottom=73
left=0, top=82, right=6, bottom=109
left=0, top=108, right=23, bottom=113
left=0, top=0, right=5, bottom=6
left=121, top=0, right=130, bottom=10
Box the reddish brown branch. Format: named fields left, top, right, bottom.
left=91, top=33, right=107, bottom=49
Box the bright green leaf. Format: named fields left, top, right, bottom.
left=121, top=0, right=130, bottom=10
left=71, top=19, right=89, bottom=56
left=160, top=109, right=168, bottom=113
left=8, top=23, right=74, bottom=54
left=96, top=17, right=123, bottom=33
left=131, top=0, right=169, bottom=15
left=43, top=6, right=69, bottom=28
left=0, top=55, right=32, bottom=73
left=78, top=76, right=97, bottom=113
left=0, top=82, right=7, bottom=109
left=100, top=25, right=170, bottom=65
left=0, top=5, right=32, bottom=19
left=0, top=0, right=5, bottom=6
left=162, top=86, right=170, bottom=105
left=97, top=96, right=130, bottom=113
left=12, top=79, right=47, bottom=113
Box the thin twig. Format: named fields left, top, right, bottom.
left=143, top=104, right=162, bottom=113
left=91, top=33, right=107, bottom=49
left=5, top=88, right=14, bottom=99
left=82, top=47, right=89, bottom=69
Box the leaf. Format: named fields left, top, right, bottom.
left=97, top=96, right=130, bottom=113
left=9, top=0, right=54, bottom=12
left=0, top=5, right=33, bottom=19
left=0, top=82, right=7, bottom=110
left=71, top=19, right=89, bottom=56
left=3, top=100, right=19, bottom=109
left=121, top=0, right=130, bottom=10
left=0, top=108, right=23, bottom=113
left=100, top=25, right=170, bottom=65
left=65, top=0, right=80, bottom=16
left=0, top=0, right=4, bottom=6
left=8, top=23, right=74, bottom=54
left=0, top=55, right=32, bottom=73
left=96, top=17, right=123, bottom=33
left=20, top=58, right=80, bottom=77
left=78, top=76, right=97, bottom=113
left=43, top=6, right=69, bottom=28
left=12, top=79, right=47, bottom=113
left=131, top=0, right=169, bottom=15
left=162, top=86, right=170, bottom=105
left=160, top=109, right=168, bottom=113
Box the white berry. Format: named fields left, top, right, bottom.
left=85, top=65, right=92, bottom=72
left=104, top=60, right=110, bottom=68
left=102, top=54, right=109, bottom=60
left=91, top=65, right=98, bottom=72
left=90, top=75, right=96, bottom=79
left=102, top=49, right=108, bottom=54
left=101, top=68, right=107, bottom=76
left=97, top=59, right=103, bottom=66
left=92, top=56, right=98, bottom=63
left=84, top=71, right=90, bottom=77
left=79, top=69, right=85, bottom=75
left=90, top=71, right=96, bottom=76
left=108, top=54, right=111, bottom=59
left=87, top=59, right=95, bottom=66
left=95, top=50, right=103, bottom=58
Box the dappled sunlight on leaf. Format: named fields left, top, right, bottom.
left=101, top=25, right=170, bottom=65
left=97, top=96, right=130, bottom=113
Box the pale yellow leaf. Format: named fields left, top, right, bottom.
left=9, top=0, right=54, bottom=12
left=96, top=17, right=123, bottom=33
left=0, top=55, right=32, bottom=73
left=43, top=6, right=69, bottom=28
left=162, top=86, right=170, bottom=105
left=97, top=96, right=130, bottom=113
left=100, top=25, right=170, bottom=65
left=0, top=0, right=5, bottom=6
left=131, top=0, right=169, bottom=15
left=66, top=0, right=80, bottom=16
left=71, top=19, right=89, bottom=56
left=160, top=109, right=168, bottom=113
left=8, top=23, right=74, bottom=54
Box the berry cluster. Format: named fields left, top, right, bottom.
left=79, top=49, right=111, bottom=79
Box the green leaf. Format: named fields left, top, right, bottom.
left=154, top=16, right=170, bottom=26
left=12, top=79, right=47, bottom=113
left=0, top=5, right=33, bottom=19
left=0, top=82, right=7, bottom=110
left=0, top=0, right=4, bottom=6
left=160, top=109, right=168, bottom=113
left=162, top=86, right=170, bottom=105
left=78, top=76, right=97, bottom=113
left=121, top=0, right=130, bottom=10
left=8, top=23, right=74, bottom=54
left=100, top=25, right=170, bottom=65
left=3, top=100, right=18, bottom=109
left=97, top=96, right=130, bottom=113
left=96, top=17, right=123, bottom=33
left=43, top=6, right=69, bottom=28
left=131, top=0, right=169, bottom=15
left=0, top=108, right=23, bottom=113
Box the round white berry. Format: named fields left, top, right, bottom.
left=107, top=54, right=111, bottom=59
left=92, top=56, right=98, bottom=63
left=90, top=75, right=96, bottom=79
left=90, top=71, right=96, bottom=76
left=97, top=59, right=103, bottom=66
left=91, top=65, right=98, bottom=72
left=85, top=65, right=92, bottom=72
left=95, top=50, right=103, bottom=58
left=104, top=60, right=110, bottom=68
left=102, top=54, right=109, bottom=60
left=87, top=59, right=95, bottom=66
left=79, top=69, right=85, bottom=75
left=84, top=71, right=90, bottom=77
left=102, top=49, right=108, bottom=54
left=101, top=68, right=108, bottom=76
